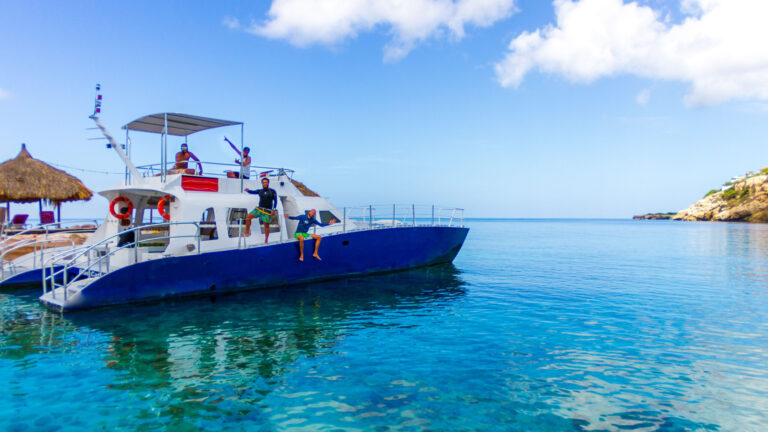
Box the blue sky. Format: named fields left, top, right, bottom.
left=1, top=0, right=766, bottom=219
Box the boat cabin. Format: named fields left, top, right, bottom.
left=92, top=113, right=348, bottom=261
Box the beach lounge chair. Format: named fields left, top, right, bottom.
left=40, top=211, right=55, bottom=225
left=11, top=214, right=28, bottom=229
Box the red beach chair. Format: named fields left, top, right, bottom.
left=40, top=211, right=55, bottom=225
left=11, top=214, right=28, bottom=229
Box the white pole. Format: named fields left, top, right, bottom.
left=240, top=124, right=244, bottom=192
left=162, top=114, right=168, bottom=182
left=91, top=117, right=144, bottom=184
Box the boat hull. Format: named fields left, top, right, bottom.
left=40, top=226, right=469, bottom=311
left=1, top=266, right=79, bottom=289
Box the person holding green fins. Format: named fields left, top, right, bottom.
left=244, top=178, right=278, bottom=242
left=286, top=209, right=337, bottom=261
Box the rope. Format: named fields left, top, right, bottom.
left=251, top=207, right=275, bottom=216
left=49, top=162, right=124, bottom=175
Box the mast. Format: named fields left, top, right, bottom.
left=90, top=84, right=144, bottom=184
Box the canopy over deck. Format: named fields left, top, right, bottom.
left=123, top=113, right=242, bottom=136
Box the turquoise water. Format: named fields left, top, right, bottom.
left=2, top=219, right=768, bottom=431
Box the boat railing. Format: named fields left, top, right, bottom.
left=34, top=244, right=93, bottom=285
left=0, top=219, right=99, bottom=248
left=135, top=161, right=295, bottom=179
left=41, top=244, right=93, bottom=265
left=43, top=221, right=202, bottom=302
left=1, top=237, right=77, bottom=281
left=338, top=205, right=464, bottom=232
left=0, top=218, right=98, bottom=280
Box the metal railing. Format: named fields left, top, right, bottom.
left=339, top=205, right=464, bottom=232
left=0, top=219, right=99, bottom=246
left=135, top=161, right=295, bottom=179
left=43, top=221, right=201, bottom=302
left=0, top=219, right=99, bottom=281
left=0, top=238, right=77, bottom=281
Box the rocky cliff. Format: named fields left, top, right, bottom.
left=673, top=173, right=768, bottom=222
left=633, top=212, right=676, bottom=220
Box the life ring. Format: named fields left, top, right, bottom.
left=157, top=195, right=172, bottom=220
left=109, top=197, right=133, bottom=220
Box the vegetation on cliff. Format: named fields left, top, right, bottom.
left=673, top=169, right=768, bottom=222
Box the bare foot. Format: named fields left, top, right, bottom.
left=242, top=232, right=250, bottom=237
left=313, top=254, right=322, bottom=261
left=299, top=256, right=304, bottom=261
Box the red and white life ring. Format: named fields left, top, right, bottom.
left=157, top=195, right=172, bottom=220
left=109, top=197, right=133, bottom=220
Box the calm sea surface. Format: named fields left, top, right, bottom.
left=2, top=219, right=768, bottom=431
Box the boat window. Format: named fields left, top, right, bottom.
left=139, top=207, right=160, bottom=225
left=227, top=208, right=248, bottom=238
left=199, top=208, right=218, bottom=241
left=318, top=210, right=339, bottom=225
left=137, top=205, right=169, bottom=251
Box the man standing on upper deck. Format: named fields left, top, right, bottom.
left=173, top=143, right=203, bottom=174
left=244, top=177, right=278, bottom=242
left=225, top=137, right=251, bottom=179
left=235, top=147, right=251, bottom=179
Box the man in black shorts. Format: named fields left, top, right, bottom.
left=244, top=178, right=278, bottom=242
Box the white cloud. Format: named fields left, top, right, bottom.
left=247, top=0, right=517, bottom=61
left=0, top=88, right=9, bottom=99
left=636, top=88, right=650, bottom=105
left=222, top=16, right=241, bottom=30
left=495, top=0, right=768, bottom=106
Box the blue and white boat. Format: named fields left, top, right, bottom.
left=39, top=96, right=468, bottom=311
left=0, top=221, right=98, bottom=288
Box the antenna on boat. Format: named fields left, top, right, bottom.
left=88, top=84, right=144, bottom=184
left=89, top=84, right=102, bottom=120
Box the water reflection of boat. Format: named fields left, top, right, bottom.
left=1, top=266, right=465, bottom=429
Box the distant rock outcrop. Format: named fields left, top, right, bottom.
left=633, top=213, right=676, bottom=220
left=673, top=172, right=768, bottom=222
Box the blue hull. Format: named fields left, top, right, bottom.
left=41, top=226, right=469, bottom=311
left=1, top=266, right=78, bottom=289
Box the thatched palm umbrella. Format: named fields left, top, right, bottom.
left=290, top=179, right=320, bottom=197
left=0, top=144, right=93, bottom=223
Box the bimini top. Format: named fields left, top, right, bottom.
left=123, top=113, right=242, bottom=136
